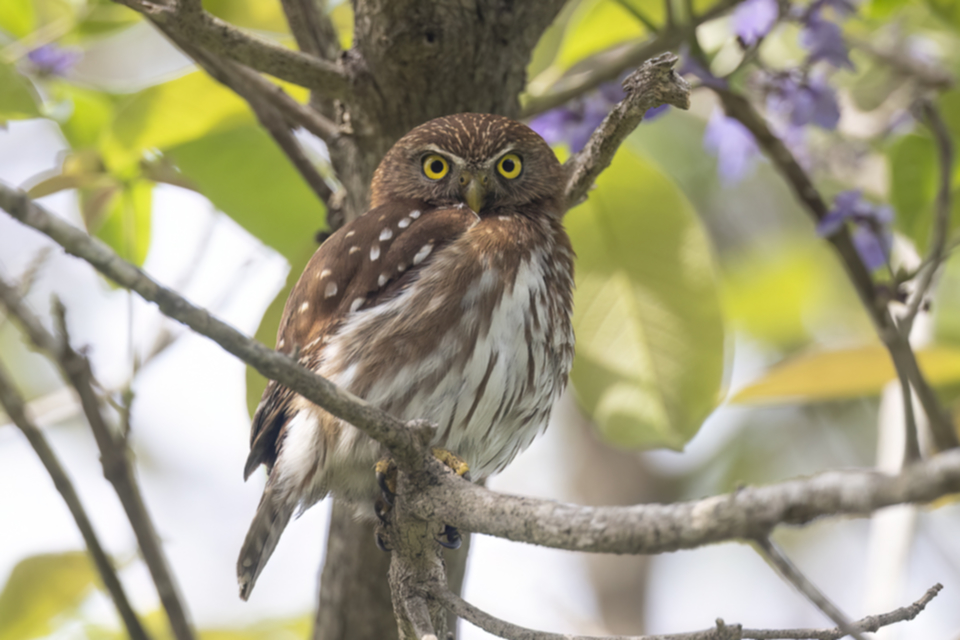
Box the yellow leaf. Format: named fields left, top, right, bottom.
left=0, top=552, right=96, bottom=640
left=732, top=344, right=960, bottom=404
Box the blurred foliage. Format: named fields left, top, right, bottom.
left=0, top=552, right=95, bottom=640
left=568, top=152, right=724, bottom=450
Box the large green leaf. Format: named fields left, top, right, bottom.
left=0, top=0, right=35, bottom=38
left=889, top=133, right=939, bottom=252
left=567, top=150, right=725, bottom=450
left=0, top=62, right=41, bottom=123
left=556, top=0, right=657, bottom=70
left=0, top=552, right=96, bottom=640
left=103, top=71, right=253, bottom=172
left=166, top=125, right=325, bottom=415
left=732, top=344, right=960, bottom=403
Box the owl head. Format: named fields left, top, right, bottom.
left=369, top=113, right=563, bottom=216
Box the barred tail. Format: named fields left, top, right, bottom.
left=237, top=485, right=295, bottom=601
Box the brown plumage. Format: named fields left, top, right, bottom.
left=237, top=113, right=575, bottom=600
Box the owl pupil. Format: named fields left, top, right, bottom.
left=430, top=160, right=444, bottom=174
left=502, top=159, right=515, bottom=172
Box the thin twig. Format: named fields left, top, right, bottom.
left=0, top=276, right=196, bottom=640
left=433, top=583, right=943, bottom=640
left=111, top=0, right=353, bottom=98
left=280, top=0, right=341, bottom=60
left=563, top=52, right=691, bottom=210
left=753, top=538, right=864, bottom=640
left=0, top=360, right=150, bottom=640
left=902, top=101, right=955, bottom=333
left=712, top=86, right=959, bottom=452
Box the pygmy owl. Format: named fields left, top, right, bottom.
left=237, top=113, right=575, bottom=599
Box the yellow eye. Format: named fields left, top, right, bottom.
left=422, top=154, right=449, bottom=180
left=497, top=153, right=522, bottom=179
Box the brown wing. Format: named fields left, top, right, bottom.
left=243, top=198, right=479, bottom=478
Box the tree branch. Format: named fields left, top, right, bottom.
left=563, top=53, right=691, bottom=210
left=406, top=449, right=960, bottom=554
left=0, top=359, right=150, bottom=640
left=753, top=538, right=862, bottom=640
left=0, top=183, right=425, bottom=468
left=712, top=87, right=960, bottom=452
left=280, top=0, right=341, bottom=61
left=0, top=278, right=195, bottom=640
left=112, top=0, right=353, bottom=98
left=433, top=583, right=943, bottom=640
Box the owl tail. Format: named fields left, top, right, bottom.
left=237, top=484, right=295, bottom=600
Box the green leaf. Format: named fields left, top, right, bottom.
left=73, top=0, right=141, bottom=38
left=863, top=0, right=912, bottom=19
left=556, top=0, right=655, bottom=70
left=722, top=242, right=833, bottom=349
left=927, top=0, right=960, bottom=28
left=889, top=134, right=938, bottom=252
left=567, top=150, right=725, bottom=450
left=166, top=125, right=325, bottom=414
left=203, top=0, right=290, bottom=33
left=732, top=344, right=960, bottom=403
left=54, top=84, right=116, bottom=149
left=0, top=62, right=41, bottom=123
left=0, top=552, right=96, bottom=640
left=0, top=0, right=35, bottom=38
left=102, top=71, right=253, bottom=172
left=91, top=179, right=153, bottom=267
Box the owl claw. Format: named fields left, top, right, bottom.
left=375, top=457, right=397, bottom=506
left=436, top=525, right=462, bottom=550
left=375, top=528, right=392, bottom=552
left=431, top=448, right=471, bottom=481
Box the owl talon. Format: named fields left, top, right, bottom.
left=374, top=496, right=392, bottom=524
left=436, top=524, right=462, bottom=549
left=431, top=448, right=471, bottom=481
left=375, top=457, right=397, bottom=506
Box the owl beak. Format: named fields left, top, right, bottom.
left=460, top=172, right=487, bottom=214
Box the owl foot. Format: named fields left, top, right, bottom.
left=375, top=457, right=398, bottom=507
left=436, top=524, right=462, bottom=550
left=431, top=447, right=471, bottom=481
left=375, top=525, right=392, bottom=552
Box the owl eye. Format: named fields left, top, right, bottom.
left=497, top=153, right=522, bottom=179
left=422, top=154, right=449, bottom=180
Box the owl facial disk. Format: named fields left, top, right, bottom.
left=458, top=170, right=488, bottom=214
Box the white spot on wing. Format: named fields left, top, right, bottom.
left=300, top=302, right=309, bottom=312
left=413, top=243, right=433, bottom=265
left=324, top=282, right=338, bottom=298
left=345, top=230, right=356, bottom=238
left=378, top=274, right=388, bottom=287
left=370, top=245, right=381, bottom=261
left=320, top=269, right=332, bottom=279
left=379, top=228, right=393, bottom=241
left=398, top=217, right=411, bottom=229
left=349, top=246, right=360, bottom=254
left=409, top=209, right=421, bottom=219
left=350, top=297, right=364, bottom=312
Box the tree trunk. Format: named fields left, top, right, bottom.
left=309, top=3, right=567, bottom=637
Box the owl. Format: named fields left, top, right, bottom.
left=237, top=113, right=575, bottom=600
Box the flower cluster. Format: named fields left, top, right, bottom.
left=817, top=190, right=893, bottom=271
left=529, top=80, right=667, bottom=153
left=27, top=44, right=82, bottom=78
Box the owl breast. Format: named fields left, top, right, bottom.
left=280, top=209, right=575, bottom=505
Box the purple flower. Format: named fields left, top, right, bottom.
left=733, top=0, right=779, bottom=46
left=27, top=44, right=81, bottom=77
left=817, top=190, right=893, bottom=270
left=800, top=12, right=853, bottom=69
left=766, top=73, right=840, bottom=130
left=530, top=81, right=635, bottom=153
left=703, top=109, right=759, bottom=185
